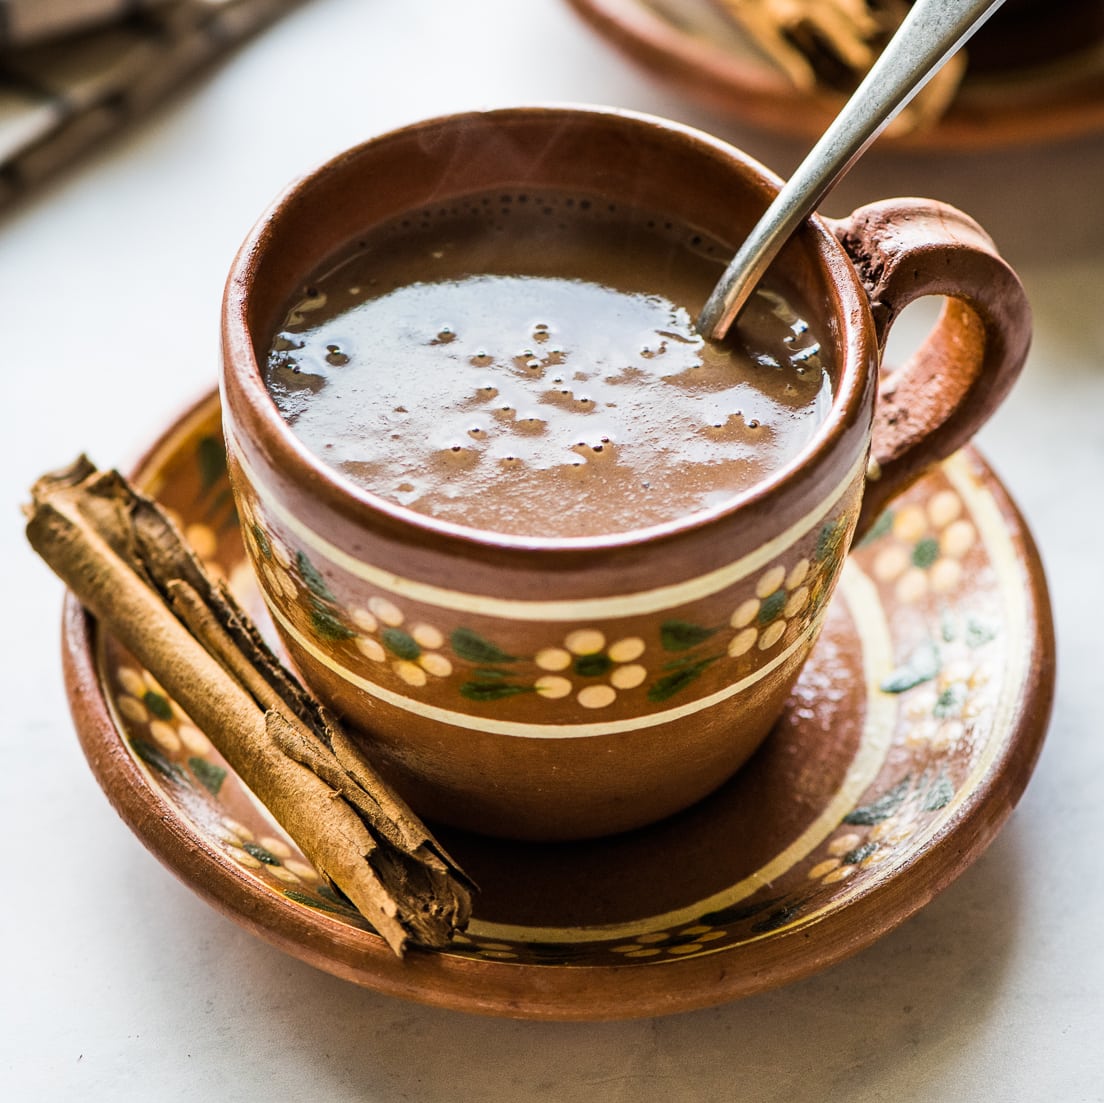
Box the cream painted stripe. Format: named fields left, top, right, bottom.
left=265, top=592, right=828, bottom=739
left=469, top=560, right=897, bottom=943
left=228, top=423, right=866, bottom=621
left=673, top=451, right=1032, bottom=954
left=938, top=451, right=1030, bottom=794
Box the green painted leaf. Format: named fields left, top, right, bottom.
left=309, top=603, right=357, bottom=641
left=252, top=523, right=272, bottom=560
left=283, top=888, right=345, bottom=914
left=575, top=652, right=613, bottom=678
left=659, top=620, right=718, bottom=652
left=940, top=608, right=958, bottom=643
left=912, top=537, right=939, bottom=569
left=459, top=681, right=533, bottom=701
left=844, top=777, right=911, bottom=825
left=933, top=682, right=968, bottom=719
left=143, top=689, right=174, bottom=721
left=189, top=756, right=227, bottom=796
left=243, top=842, right=281, bottom=865
left=843, top=841, right=878, bottom=865
left=129, top=738, right=189, bottom=785
left=880, top=640, right=940, bottom=693
left=757, top=589, right=787, bottom=624
left=296, top=550, right=333, bottom=600
left=921, top=773, right=955, bottom=812
left=965, top=618, right=997, bottom=648
left=381, top=627, right=420, bottom=660
left=647, top=656, right=719, bottom=703
left=815, top=518, right=848, bottom=562
left=451, top=627, right=517, bottom=664
left=196, top=435, right=227, bottom=492
left=751, top=903, right=804, bottom=934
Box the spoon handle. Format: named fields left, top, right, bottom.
left=698, top=0, right=1007, bottom=341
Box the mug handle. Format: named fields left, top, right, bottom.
left=826, top=199, right=1032, bottom=539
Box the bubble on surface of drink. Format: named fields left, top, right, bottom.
left=265, top=194, right=833, bottom=538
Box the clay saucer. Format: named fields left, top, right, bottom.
left=62, top=391, right=1054, bottom=1020
left=565, top=0, right=1104, bottom=151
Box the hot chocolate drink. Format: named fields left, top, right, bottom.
left=264, top=192, right=832, bottom=539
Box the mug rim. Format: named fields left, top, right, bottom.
left=220, top=103, right=875, bottom=557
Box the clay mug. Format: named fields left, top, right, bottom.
left=219, top=105, right=1030, bottom=841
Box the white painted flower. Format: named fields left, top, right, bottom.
left=348, top=599, right=453, bottom=686
left=870, top=489, right=976, bottom=604
left=534, top=629, right=648, bottom=709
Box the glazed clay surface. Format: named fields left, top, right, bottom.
left=220, top=107, right=1028, bottom=839
left=60, top=390, right=1054, bottom=1017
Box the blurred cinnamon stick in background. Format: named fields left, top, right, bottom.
left=714, top=0, right=966, bottom=131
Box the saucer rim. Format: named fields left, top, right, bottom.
left=565, top=0, right=1104, bottom=151
left=59, top=390, right=1055, bottom=1020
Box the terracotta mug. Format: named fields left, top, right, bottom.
left=220, top=106, right=1030, bottom=841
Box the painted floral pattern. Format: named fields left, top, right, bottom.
left=235, top=479, right=854, bottom=713
left=116, top=665, right=220, bottom=784
left=864, top=490, right=978, bottom=604
left=93, top=405, right=1033, bottom=976
left=349, top=597, right=455, bottom=686
left=112, top=661, right=328, bottom=897
left=533, top=630, right=648, bottom=709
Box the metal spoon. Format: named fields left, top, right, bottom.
left=698, top=0, right=1008, bottom=341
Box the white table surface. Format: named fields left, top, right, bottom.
left=3, top=1, right=1103, bottom=1099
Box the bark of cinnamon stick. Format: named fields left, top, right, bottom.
left=25, top=456, right=474, bottom=957
left=714, top=0, right=965, bottom=132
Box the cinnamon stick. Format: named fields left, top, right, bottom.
left=714, top=0, right=966, bottom=132
left=25, top=457, right=474, bottom=957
